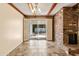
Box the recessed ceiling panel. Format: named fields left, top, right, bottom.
left=12, top=3, right=77, bottom=16
left=13, top=3, right=52, bottom=15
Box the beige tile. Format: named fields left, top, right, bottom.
left=8, top=40, right=68, bottom=56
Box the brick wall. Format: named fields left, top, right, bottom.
left=54, top=9, right=63, bottom=48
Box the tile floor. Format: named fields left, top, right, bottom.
left=8, top=40, right=68, bottom=56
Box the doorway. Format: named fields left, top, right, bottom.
left=29, top=20, right=47, bottom=40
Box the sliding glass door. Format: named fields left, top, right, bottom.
left=29, top=20, right=47, bottom=40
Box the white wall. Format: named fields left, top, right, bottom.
left=0, top=4, right=23, bottom=55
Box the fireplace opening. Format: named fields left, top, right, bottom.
left=68, top=34, right=77, bottom=44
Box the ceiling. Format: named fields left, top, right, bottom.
left=12, top=3, right=77, bottom=16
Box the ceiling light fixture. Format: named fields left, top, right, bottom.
left=27, top=3, right=36, bottom=15
left=27, top=3, right=41, bottom=15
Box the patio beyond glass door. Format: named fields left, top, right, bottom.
left=29, top=20, right=47, bottom=40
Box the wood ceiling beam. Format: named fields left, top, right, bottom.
left=47, top=3, right=57, bottom=15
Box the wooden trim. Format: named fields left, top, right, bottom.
left=8, top=3, right=25, bottom=16
left=52, top=16, right=55, bottom=41
left=47, top=40, right=53, bottom=41
left=23, top=40, right=29, bottom=42
left=23, top=17, right=24, bottom=42
left=53, top=15, right=56, bottom=42
left=25, top=15, right=53, bottom=19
